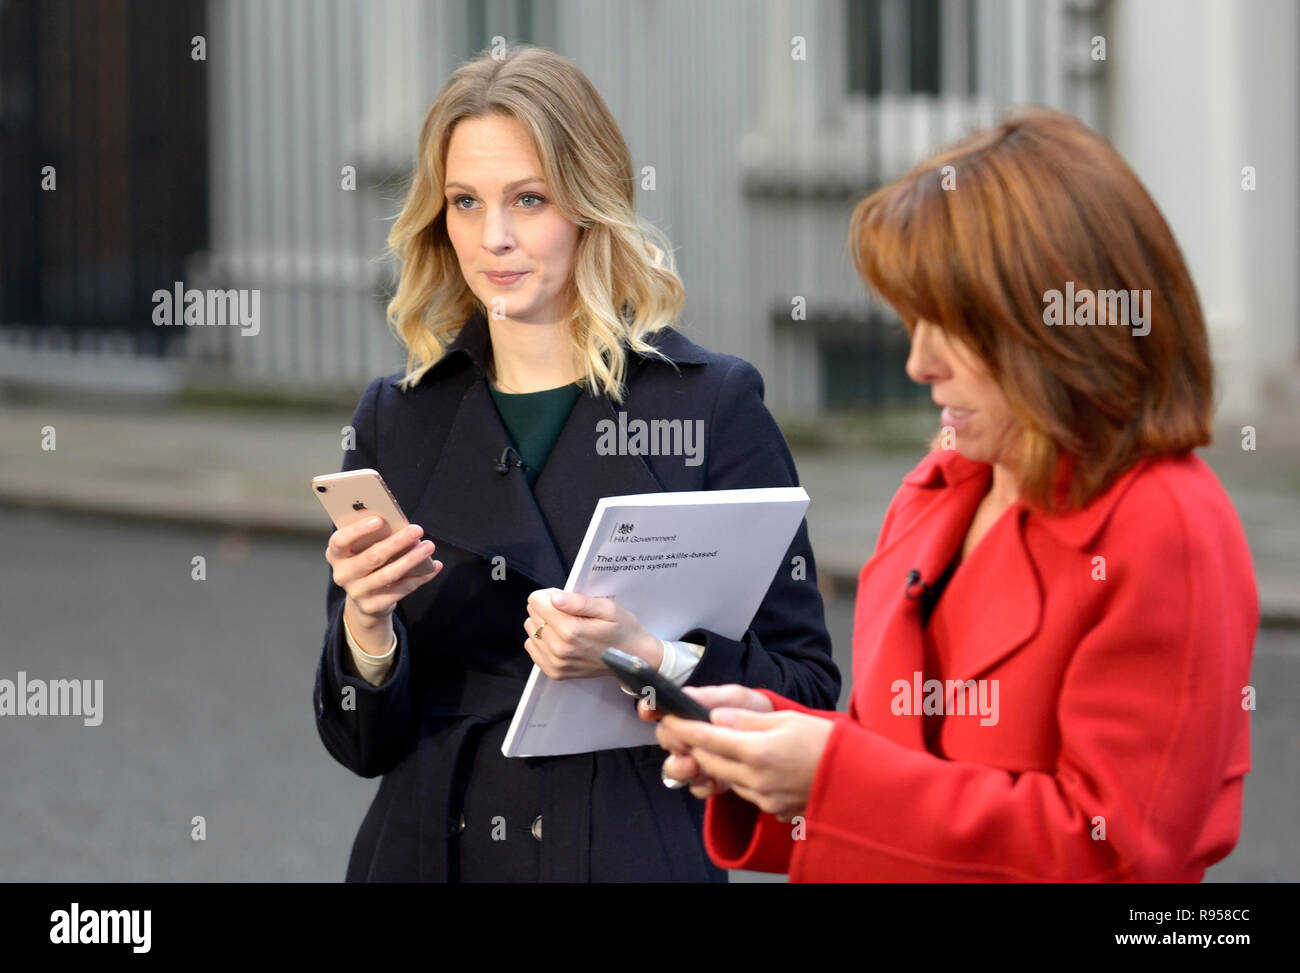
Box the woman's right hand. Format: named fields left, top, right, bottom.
left=325, top=517, right=443, bottom=653
left=638, top=685, right=774, bottom=798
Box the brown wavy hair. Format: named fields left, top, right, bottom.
left=850, top=106, right=1213, bottom=511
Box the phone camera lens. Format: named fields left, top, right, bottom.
left=315, top=485, right=327, bottom=493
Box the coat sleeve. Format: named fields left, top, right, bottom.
left=312, top=377, right=418, bottom=779
left=677, top=358, right=840, bottom=712
left=701, top=686, right=852, bottom=874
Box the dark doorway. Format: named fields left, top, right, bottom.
left=0, top=0, right=208, bottom=354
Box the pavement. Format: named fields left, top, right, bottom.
left=0, top=393, right=1296, bottom=624
left=3, top=508, right=1290, bottom=882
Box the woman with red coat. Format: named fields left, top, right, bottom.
left=645, top=107, right=1259, bottom=882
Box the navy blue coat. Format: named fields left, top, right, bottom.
left=313, top=309, right=840, bottom=881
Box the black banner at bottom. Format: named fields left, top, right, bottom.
left=0, top=881, right=1282, bottom=958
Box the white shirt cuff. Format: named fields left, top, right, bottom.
left=617, top=639, right=705, bottom=696
left=343, top=612, right=397, bottom=687
left=657, top=639, right=705, bottom=685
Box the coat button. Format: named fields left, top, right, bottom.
left=449, top=812, right=465, bottom=837
left=530, top=815, right=543, bottom=841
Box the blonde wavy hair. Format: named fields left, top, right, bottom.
left=384, top=45, right=685, bottom=400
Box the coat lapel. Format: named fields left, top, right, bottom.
left=936, top=504, right=1043, bottom=684
left=852, top=449, right=1154, bottom=750
left=851, top=460, right=989, bottom=745
left=938, top=455, right=1155, bottom=684
left=532, top=388, right=665, bottom=573
left=396, top=310, right=702, bottom=590
left=405, top=374, right=570, bottom=590
left=851, top=450, right=1044, bottom=744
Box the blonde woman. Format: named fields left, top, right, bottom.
left=313, top=46, right=839, bottom=882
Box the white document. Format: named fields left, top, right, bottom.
left=502, top=486, right=810, bottom=757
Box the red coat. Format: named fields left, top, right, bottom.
left=704, top=448, right=1258, bottom=881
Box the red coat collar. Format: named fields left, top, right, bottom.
left=897, top=448, right=1152, bottom=550
left=851, top=448, right=1159, bottom=740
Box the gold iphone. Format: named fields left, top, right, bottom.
left=311, top=468, right=437, bottom=574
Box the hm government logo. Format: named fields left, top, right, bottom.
left=606, top=520, right=678, bottom=546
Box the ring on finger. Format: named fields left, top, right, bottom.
left=532, top=619, right=547, bottom=641
left=660, top=764, right=689, bottom=790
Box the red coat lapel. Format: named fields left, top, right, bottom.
left=849, top=449, right=1157, bottom=750
left=849, top=452, right=990, bottom=746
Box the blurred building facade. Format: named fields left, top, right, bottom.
left=1, top=0, right=1295, bottom=423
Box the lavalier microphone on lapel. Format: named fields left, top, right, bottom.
left=904, top=569, right=930, bottom=600
left=494, top=446, right=531, bottom=476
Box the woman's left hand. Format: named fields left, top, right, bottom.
left=658, top=708, right=836, bottom=821
left=523, top=588, right=663, bottom=680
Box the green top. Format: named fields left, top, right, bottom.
left=487, top=381, right=585, bottom=487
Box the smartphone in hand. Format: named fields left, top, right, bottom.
left=311, top=468, right=437, bottom=574
left=601, top=648, right=712, bottom=721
